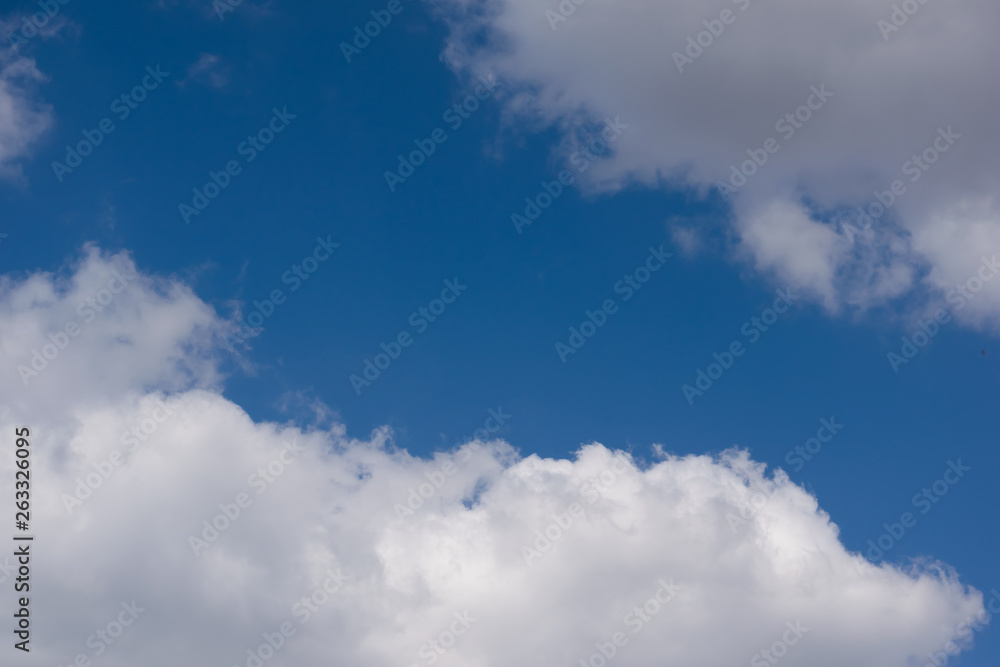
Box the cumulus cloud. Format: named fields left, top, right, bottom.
left=0, top=248, right=989, bottom=665
left=425, top=0, right=1000, bottom=329
left=0, top=244, right=226, bottom=417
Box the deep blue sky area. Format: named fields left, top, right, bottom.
left=2, top=1, right=997, bottom=661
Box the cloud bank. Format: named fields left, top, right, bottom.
left=426, top=0, right=1000, bottom=329
left=0, top=248, right=988, bottom=666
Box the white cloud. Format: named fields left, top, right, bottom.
left=737, top=199, right=846, bottom=309
left=0, top=248, right=989, bottom=665
left=0, top=38, right=52, bottom=180
left=425, top=0, right=1000, bottom=329
left=0, top=244, right=226, bottom=418
left=179, top=53, right=230, bottom=89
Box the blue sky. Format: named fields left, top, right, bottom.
left=1, top=0, right=999, bottom=665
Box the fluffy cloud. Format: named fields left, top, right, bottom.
left=0, top=245, right=225, bottom=418
left=426, top=0, right=1000, bottom=329
left=0, top=248, right=989, bottom=666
